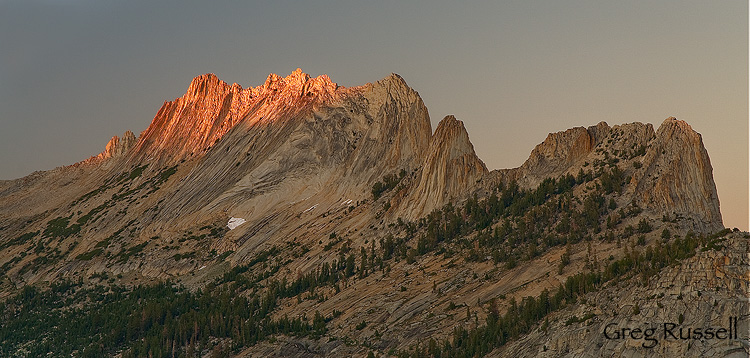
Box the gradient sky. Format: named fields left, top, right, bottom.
left=1, top=1, right=747, bottom=230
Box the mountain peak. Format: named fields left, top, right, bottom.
left=187, top=73, right=223, bottom=91
left=399, top=115, right=487, bottom=218
left=125, top=69, right=343, bottom=164
left=0, top=71, right=731, bottom=357
left=658, top=116, right=698, bottom=138
left=433, top=114, right=461, bottom=132
left=258, top=69, right=337, bottom=96
left=634, top=117, right=722, bottom=230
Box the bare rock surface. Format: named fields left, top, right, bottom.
left=633, top=117, right=723, bottom=232
left=398, top=115, right=488, bottom=219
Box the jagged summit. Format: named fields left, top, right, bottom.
left=185, top=69, right=339, bottom=100
left=398, top=115, right=487, bottom=219
left=127, top=69, right=342, bottom=164
left=42, top=68, right=725, bottom=235
left=75, top=70, right=425, bottom=169
left=79, top=130, right=137, bottom=165
left=258, top=68, right=338, bottom=97
left=490, top=116, right=721, bottom=232
left=634, top=116, right=722, bottom=230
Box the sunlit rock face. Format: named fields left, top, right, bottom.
left=80, top=130, right=137, bottom=165
left=130, top=69, right=341, bottom=165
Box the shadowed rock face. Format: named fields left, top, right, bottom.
left=80, top=130, right=137, bottom=165
left=0, top=69, right=438, bottom=275
left=521, top=126, right=595, bottom=177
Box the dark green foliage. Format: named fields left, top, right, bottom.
left=371, top=171, right=405, bottom=200
left=344, top=254, right=355, bottom=277
left=398, top=231, right=716, bottom=358
left=116, top=242, right=149, bottom=263
left=0, top=280, right=316, bottom=357
left=599, top=166, right=625, bottom=194
left=637, top=218, right=652, bottom=233
left=172, top=252, right=197, bottom=261
left=2, top=153, right=715, bottom=357
left=404, top=173, right=605, bottom=267
left=43, top=216, right=80, bottom=239
left=558, top=244, right=571, bottom=274
left=209, top=225, right=228, bottom=238
left=155, top=166, right=178, bottom=185
left=74, top=184, right=110, bottom=205
left=76, top=202, right=110, bottom=225
left=631, top=145, right=647, bottom=158
left=0, top=231, right=39, bottom=251
left=565, top=312, right=595, bottom=326
left=216, top=250, right=233, bottom=261
left=1, top=245, right=337, bottom=357
left=128, top=165, right=148, bottom=180
left=76, top=248, right=103, bottom=261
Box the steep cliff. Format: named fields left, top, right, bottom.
left=632, top=117, right=723, bottom=231
left=130, top=69, right=340, bottom=165
left=0, top=69, right=435, bottom=279
left=492, top=118, right=721, bottom=232
left=398, top=115, right=487, bottom=219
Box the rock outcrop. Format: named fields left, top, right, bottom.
left=131, top=69, right=341, bottom=165
left=519, top=126, right=596, bottom=180
left=399, top=115, right=487, bottom=218
left=79, top=130, right=137, bottom=165
left=633, top=117, right=723, bottom=231
left=489, top=118, right=721, bottom=232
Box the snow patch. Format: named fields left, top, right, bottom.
left=227, top=217, right=246, bottom=230
left=341, top=199, right=353, bottom=206
left=303, top=204, right=318, bottom=213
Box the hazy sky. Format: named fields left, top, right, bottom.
left=1, top=1, right=747, bottom=230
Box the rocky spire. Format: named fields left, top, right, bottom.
left=129, top=69, right=341, bottom=164
left=79, top=130, right=137, bottom=165
left=633, top=117, right=722, bottom=230
left=520, top=126, right=596, bottom=178
left=399, top=115, right=488, bottom=218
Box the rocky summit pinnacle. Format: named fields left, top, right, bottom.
left=398, top=115, right=488, bottom=219
left=125, top=69, right=342, bottom=165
